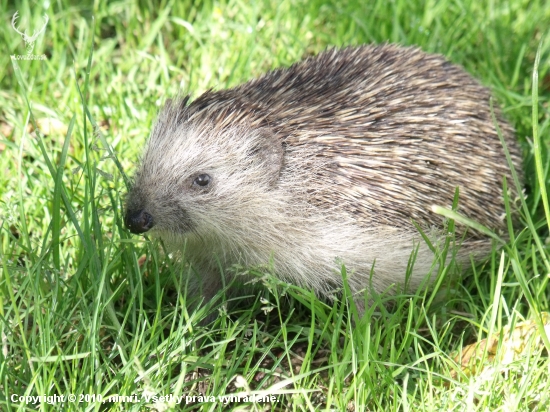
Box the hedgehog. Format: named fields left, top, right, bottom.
left=124, top=44, right=523, bottom=312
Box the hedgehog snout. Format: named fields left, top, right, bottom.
left=125, top=208, right=155, bottom=234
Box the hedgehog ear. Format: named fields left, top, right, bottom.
left=250, top=129, right=284, bottom=185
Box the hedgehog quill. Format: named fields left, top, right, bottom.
left=125, top=44, right=523, bottom=313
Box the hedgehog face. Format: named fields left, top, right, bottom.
left=124, top=123, right=284, bottom=240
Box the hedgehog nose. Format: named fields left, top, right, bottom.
left=125, top=209, right=155, bottom=234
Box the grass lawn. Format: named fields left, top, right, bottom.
left=1, top=0, right=550, bottom=410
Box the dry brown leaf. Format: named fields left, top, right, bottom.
left=451, top=312, right=550, bottom=379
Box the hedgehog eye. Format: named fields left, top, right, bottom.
left=193, top=173, right=211, bottom=187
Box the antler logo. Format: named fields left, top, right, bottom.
left=11, top=11, right=49, bottom=55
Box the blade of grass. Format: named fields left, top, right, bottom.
left=52, top=115, right=75, bottom=271
left=531, top=40, right=550, bottom=234
left=431, top=205, right=505, bottom=245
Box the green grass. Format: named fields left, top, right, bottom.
left=1, top=0, right=550, bottom=410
